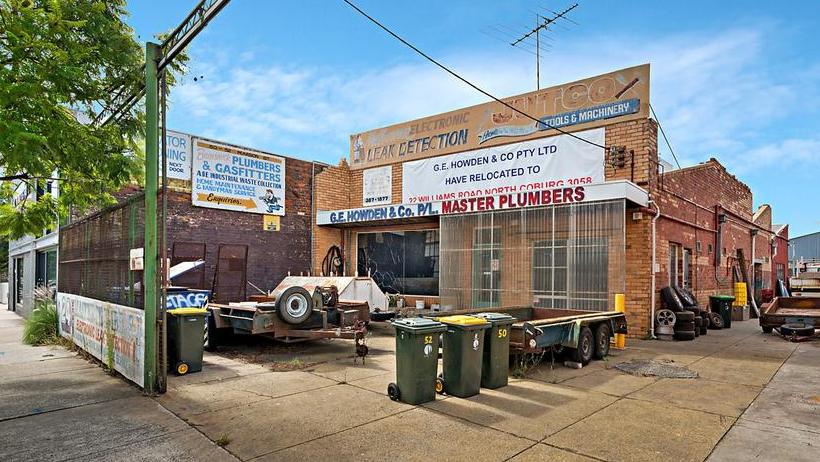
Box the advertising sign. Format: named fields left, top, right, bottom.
left=164, top=130, right=192, bottom=180
left=316, top=180, right=648, bottom=225
left=363, top=165, right=392, bottom=206
left=57, top=293, right=145, bottom=388
left=402, top=128, right=604, bottom=204
left=192, top=140, right=286, bottom=216
left=350, top=64, right=649, bottom=169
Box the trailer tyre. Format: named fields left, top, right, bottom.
left=435, top=376, right=445, bottom=395
left=594, top=323, right=611, bottom=360
left=761, top=326, right=774, bottom=334
left=276, top=286, right=313, bottom=325
left=387, top=383, right=400, bottom=401
left=570, top=326, right=594, bottom=365
left=779, top=323, right=815, bottom=337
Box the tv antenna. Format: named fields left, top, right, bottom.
left=482, top=3, right=579, bottom=90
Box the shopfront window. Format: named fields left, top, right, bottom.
left=357, top=230, right=439, bottom=296
left=440, top=200, right=626, bottom=311
left=35, top=249, right=57, bottom=290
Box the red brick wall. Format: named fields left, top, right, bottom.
left=165, top=156, right=315, bottom=299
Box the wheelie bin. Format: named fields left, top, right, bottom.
left=388, top=317, right=447, bottom=405
left=709, top=295, right=735, bottom=329
left=167, top=307, right=208, bottom=375
left=472, top=312, right=516, bottom=389
left=436, top=315, right=490, bottom=398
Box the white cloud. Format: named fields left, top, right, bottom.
left=168, top=24, right=818, bottom=172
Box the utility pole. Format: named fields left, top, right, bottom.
left=510, top=3, right=578, bottom=90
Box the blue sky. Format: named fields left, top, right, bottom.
left=126, top=1, right=820, bottom=236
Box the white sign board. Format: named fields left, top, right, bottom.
left=164, top=130, right=192, bottom=180
left=363, top=165, right=392, bottom=206
left=57, top=293, right=145, bottom=388
left=402, top=128, right=604, bottom=203
left=192, top=140, right=286, bottom=215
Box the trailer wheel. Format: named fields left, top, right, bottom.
left=276, top=287, right=313, bottom=325
left=570, top=326, right=594, bottom=365
left=780, top=323, right=815, bottom=337
left=593, top=323, right=611, bottom=359
left=387, top=383, right=400, bottom=401
left=435, top=376, right=445, bottom=394
left=761, top=326, right=774, bottom=334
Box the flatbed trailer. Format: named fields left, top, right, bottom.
left=760, top=297, right=820, bottom=333
left=207, top=300, right=369, bottom=360
left=416, top=306, right=627, bottom=362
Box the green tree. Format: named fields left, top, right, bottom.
left=0, top=0, right=184, bottom=239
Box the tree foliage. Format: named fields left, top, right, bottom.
left=0, top=0, right=184, bottom=239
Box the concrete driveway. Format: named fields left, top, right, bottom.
left=2, top=305, right=818, bottom=462
left=159, top=319, right=818, bottom=462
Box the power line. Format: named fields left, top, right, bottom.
left=340, top=0, right=606, bottom=150
left=649, top=103, right=681, bottom=169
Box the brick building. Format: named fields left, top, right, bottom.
left=310, top=64, right=788, bottom=338
left=59, top=133, right=320, bottom=306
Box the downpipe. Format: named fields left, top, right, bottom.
left=649, top=199, right=661, bottom=339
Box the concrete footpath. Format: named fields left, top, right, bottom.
left=0, top=306, right=236, bottom=462
left=1, top=303, right=818, bottom=461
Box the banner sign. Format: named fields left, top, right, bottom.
left=164, top=130, right=192, bottom=181
left=57, top=293, right=145, bottom=388
left=402, top=128, right=604, bottom=204
left=350, top=64, right=649, bottom=169
left=317, top=180, right=648, bottom=225
left=192, top=140, right=286, bottom=215
left=363, top=165, right=393, bottom=206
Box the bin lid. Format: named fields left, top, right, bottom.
left=168, top=307, right=208, bottom=316
left=472, top=312, right=516, bottom=323
left=709, top=295, right=736, bottom=301
left=435, top=315, right=490, bottom=327
left=392, top=317, right=446, bottom=332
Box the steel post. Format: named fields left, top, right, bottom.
left=144, top=42, right=160, bottom=393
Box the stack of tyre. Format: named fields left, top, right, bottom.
left=659, top=286, right=724, bottom=341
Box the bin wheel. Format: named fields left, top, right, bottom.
left=176, top=362, right=189, bottom=376
left=570, top=326, right=594, bottom=366
left=387, top=383, right=400, bottom=401
left=435, top=376, right=445, bottom=395
left=762, top=326, right=774, bottom=334
left=593, top=323, right=611, bottom=360
left=710, top=313, right=725, bottom=329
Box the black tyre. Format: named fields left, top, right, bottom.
left=435, top=376, right=445, bottom=395
left=693, top=317, right=702, bottom=328
left=701, top=314, right=711, bottom=328
left=570, top=326, right=595, bottom=365
left=700, top=322, right=708, bottom=335
left=674, top=331, right=696, bottom=341
left=387, top=382, right=400, bottom=401
left=761, top=326, right=774, bottom=334
left=675, top=321, right=695, bottom=332
left=780, top=323, right=815, bottom=337
left=673, top=285, right=698, bottom=307
left=593, top=323, right=611, bottom=360
left=276, top=286, right=313, bottom=325
left=710, top=313, right=725, bottom=329
left=676, top=311, right=695, bottom=322
left=661, top=287, right=685, bottom=312
left=693, top=323, right=700, bottom=337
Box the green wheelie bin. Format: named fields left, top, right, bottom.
left=473, top=312, right=516, bottom=389
left=709, top=295, right=735, bottom=329
left=388, top=317, right=447, bottom=405
left=436, top=315, right=490, bottom=398
left=167, top=308, right=208, bottom=375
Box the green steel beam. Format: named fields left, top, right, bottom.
left=143, top=42, right=160, bottom=393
